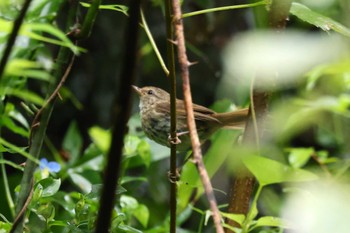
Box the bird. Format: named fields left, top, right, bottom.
left=132, top=85, right=248, bottom=151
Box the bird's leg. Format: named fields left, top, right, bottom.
left=168, top=169, right=180, bottom=183
left=168, top=131, right=188, bottom=145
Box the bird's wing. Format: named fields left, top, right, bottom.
left=176, top=101, right=220, bottom=123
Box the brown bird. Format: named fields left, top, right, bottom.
left=132, top=86, right=248, bottom=151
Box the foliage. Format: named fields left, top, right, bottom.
left=1, top=0, right=350, bottom=233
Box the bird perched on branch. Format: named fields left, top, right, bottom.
left=132, top=86, right=248, bottom=151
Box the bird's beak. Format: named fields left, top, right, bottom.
left=132, top=85, right=141, bottom=96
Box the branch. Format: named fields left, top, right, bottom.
left=171, top=1, right=224, bottom=232
left=94, top=1, right=141, bottom=232
left=165, top=0, right=178, bottom=232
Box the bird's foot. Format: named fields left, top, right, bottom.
left=168, top=134, right=181, bottom=145
left=168, top=169, right=180, bottom=183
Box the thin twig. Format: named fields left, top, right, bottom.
left=0, top=0, right=33, bottom=80
left=182, top=0, right=267, bottom=18
left=29, top=54, right=76, bottom=146
left=140, top=9, right=169, bottom=76
left=171, top=1, right=224, bottom=232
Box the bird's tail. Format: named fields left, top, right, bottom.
left=213, top=108, right=249, bottom=129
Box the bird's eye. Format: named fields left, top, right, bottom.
left=147, top=90, right=154, bottom=95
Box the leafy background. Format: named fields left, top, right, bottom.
left=1, top=0, right=350, bottom=232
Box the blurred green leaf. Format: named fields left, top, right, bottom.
left=137, top=140, right=151, bottom=167
left=37, top=203, right=55, bottom=221
left=0, top=137, right=40, bottom=164
left=0, top=19, right=84, bottom=53
left=221, top=212, right=245, bottom=226
left=69, top=173, right=92, bottom=194
left=121, top=176, right=147, bottom=185
left=63, top=121, right=83, bottom=165
left=5, top=59, right=52, bottom=81
left=290, top=3, right=350, bottom=37
left=80, top=2, right=128, bottom=16
left=89, top=126, right=111, bottom=153
left=6, top=102, right=29, bottom=128
left=0, top=159, right=24, bottom=171
left=178, top=129, right=239, bottom=210
left=133, top=204, right=149, bottom=228
left=306, top=60, right=350, bottom=90
left=1, top=116, right=29, bottom=137
left=251, top=216, right=292, bottom=230
left=243, top=155, right=318, bottom=185
left=0, top=87, right=44, bottom=105
left=85, top=184, right=126, bottom=199
left=36, top=178, right=61, bottom=197
left=287, top=147, right=314, bottom=168
left=0, top=221, right=12, bottom=233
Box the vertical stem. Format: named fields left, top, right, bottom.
left=0, top=0, right=33, bottom=80
left=171, top=0, right=224, bottom=232
left=11, top=46, right=73, bottom=233
left=94, top=1, right=141, bottom=232
left=226, top=1, right=291, bottom=232
left=0, top=152, right=15, bottom=217
left=165, top=0, right=178, bottom=232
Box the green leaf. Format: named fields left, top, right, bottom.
left=80, top=2, right=128, bottom=16
left=121, top=176, right=147, bottom=185
left=85, top=184, right=126, bottom=199
left=0, top=159, right=24, bottom=171
left=0, top=137, right=40, bottom=164
left=137, top=140, right=151, bottom=167
left=290, top=3, right=350, bottom=37
left=221, top=212, right=245, bottom=226
left=287, top=147, right=314, bottom=168
left=133, top=204, right=149, bottom=228
left=36, top=178, right=61, bottom=197
left=1, top=116, right=29, bottom=137
left=242, top=155, right=318, bottom=186
left=69, top=173, right=92, bottom=194
left=252, top=216, right=292, bottom=229
left=6, top=103, right=30, bottom=129
left=63, top=121, right=83, bottom=165
left=124, top=135, right=141, bottom=156
left=37, top=204, right=55, bottom=221
left=0, top=221, right=12, bottom=233
left=178, top=129, right=239, bottom=211
left=0, top=88, right=44, bottom=105
left=5, top=59, right=52, bottom=81
left=89, top=126, right=111, bottom=153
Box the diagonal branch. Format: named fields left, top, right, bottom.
left=171, top=0, right=224, bottom=232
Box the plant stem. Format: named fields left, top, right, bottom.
left=0, top=152, right=15, bottom=217
left=141, top=9, right=169, bottom=76
left=11, top=45, right=73, bottom=233
left=242, top=185, right=263, bottom=233
left=182, top=0, right=267, bottom=18
left=74, top=0, right=101, bottom=39
left=165, top=0, right=178, bottom=233
left=171, top=0, right=224, bottom=232
left=0, top=0, right=33, bottom=80
left=94, top=1, right=141, bottom=232
left=165, top=0, right=178, bottom=232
